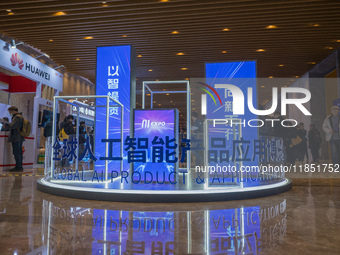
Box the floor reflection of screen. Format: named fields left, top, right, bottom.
left=209, top=206, right=260, bottom=254
left=92, top=210, right=174, bottom=255
left=92, top=209, right=129, bottom=255
left=134, top=109, right=177, bottom=182
left=132, top=212, right=175, bottom=254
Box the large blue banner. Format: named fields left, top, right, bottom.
left=95, top=45, right=135, bottom=173
left=205, top=61, right=258, bottom=187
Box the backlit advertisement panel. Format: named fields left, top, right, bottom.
left=205, top=61, right=258, bottom=187
left=133, top=109, right=178, bottom=183
left=95, top=45, right=135, bottom=173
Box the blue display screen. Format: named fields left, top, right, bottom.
left=95, top=45, right=134, bottom=173
left=205, top=61, right=258, bottom=187
left=133, top=109, right=178, bottom=182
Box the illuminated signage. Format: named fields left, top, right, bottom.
left=205, top=61, right=259, bottom=185
left=133, top=109, right=179, bottom=182
left=0, top=39, right=63, bottom=91
left=95, top=45, right=136, bottom=172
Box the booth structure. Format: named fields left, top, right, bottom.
left=37, top=92, right=291, bottom=202
left=0, top=39, right=63, bottom=170
left=37, top=45, right=291, bottom=202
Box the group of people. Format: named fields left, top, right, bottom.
left=272, top=111, right=322, bottom=165
left=283, top=122, right=321, bottom=165
left=0, top=108, right=95, bottom=172
left=58, top=115, right=89, bottom=159
left=3, top=104, right=340, bottom=171
left=322, top=105, right=340, bottom=165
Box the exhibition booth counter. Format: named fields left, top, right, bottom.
left=0, top=39, right=63, bottom=167
left=0, top=131, right=34, bottom=171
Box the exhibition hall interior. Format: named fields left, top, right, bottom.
left=1, top=1, right=340, bottom=254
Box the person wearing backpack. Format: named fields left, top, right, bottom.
left=59, top=115, right=75, bottom=167
left=309, top=123, right=322, bottom=164
left=6, top=106, right=25, bottom=172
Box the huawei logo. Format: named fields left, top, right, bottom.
left=10, top=53, right=24, bottom=69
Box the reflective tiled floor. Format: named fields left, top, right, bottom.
left=0, top=169, right=340, bottom=255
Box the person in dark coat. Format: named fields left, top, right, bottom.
left=59, top=115, right=75, bottom=167
left=60, top=115, right=75, bottom=136
left=6, top=106, right=25, bottom=172
left=284, top=122, right=298, bottom=165
left=78, top=121, right=86, bottom=158
left=308, top=124, right=322, bottom=164
left=297, top=123, right=309, bottom=163
left=43, top=115, right=60, bottom=138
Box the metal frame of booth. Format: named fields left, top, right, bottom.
left=142, top=80, right=191, bottom=173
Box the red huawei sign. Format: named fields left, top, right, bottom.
left=10, top=53, right=24, bottom=70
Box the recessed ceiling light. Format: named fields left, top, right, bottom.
left=49, top=39, right=53, bottom=42
left=148, top=69, right=153, bottom=71
left=185, top=78, right=189, bottom=80
left=181, top=68, right=188, bottom=70
left=326, top=46, right=334, bottom=49
left=223, top=28, right=230, bottom=31
left=8, top=12, right=14, bottom=15
left=160, top=0, right=169, bottom=2
left=102, top=4, right=108, bottom=7
left=278, top=64, right=284, bottom=67
left=6, top=9, right=11, bottom=12
left=122, top=35, right=128, bottom=37
left=256, top=49, right=266, bottom=52
left=53, top=11, right=66, bottom=16
left=102, top=1, right=107, bottom=3
left=176, top=52, right=185, bottom=55
left=308, top=61, right=316, bottom=64
left=312, top=23, right=320, bottom=27
left=166, top=93, right=170, bottom=95
left=261, top=86, right=265, bottom=88
left=137, top=55, right=142, bottom=57
left=83, top=36, right=94, bottom=39
left=266, top=25, right=277, bottom=29
left=295, top=76, right=299, bottom=78
left=171, top=31, right=179, bottom=34
left=269, top=76, right=274, bottom=78
left=337, top=40, right=340, bottom=43
left=222, top=51, right=227, bottom=53
left=76, top=58, right=80, bottom=61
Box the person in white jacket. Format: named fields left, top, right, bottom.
left=322, top=106, right=340, bottom=164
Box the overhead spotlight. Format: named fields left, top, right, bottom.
left=35, top=53, right=50, bottom=59
left=10, top=39, right=24, bottom=49
left=54, top=65, right=66, bottom=70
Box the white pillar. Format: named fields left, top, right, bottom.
left=33, top=82, right=42, bottom=165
